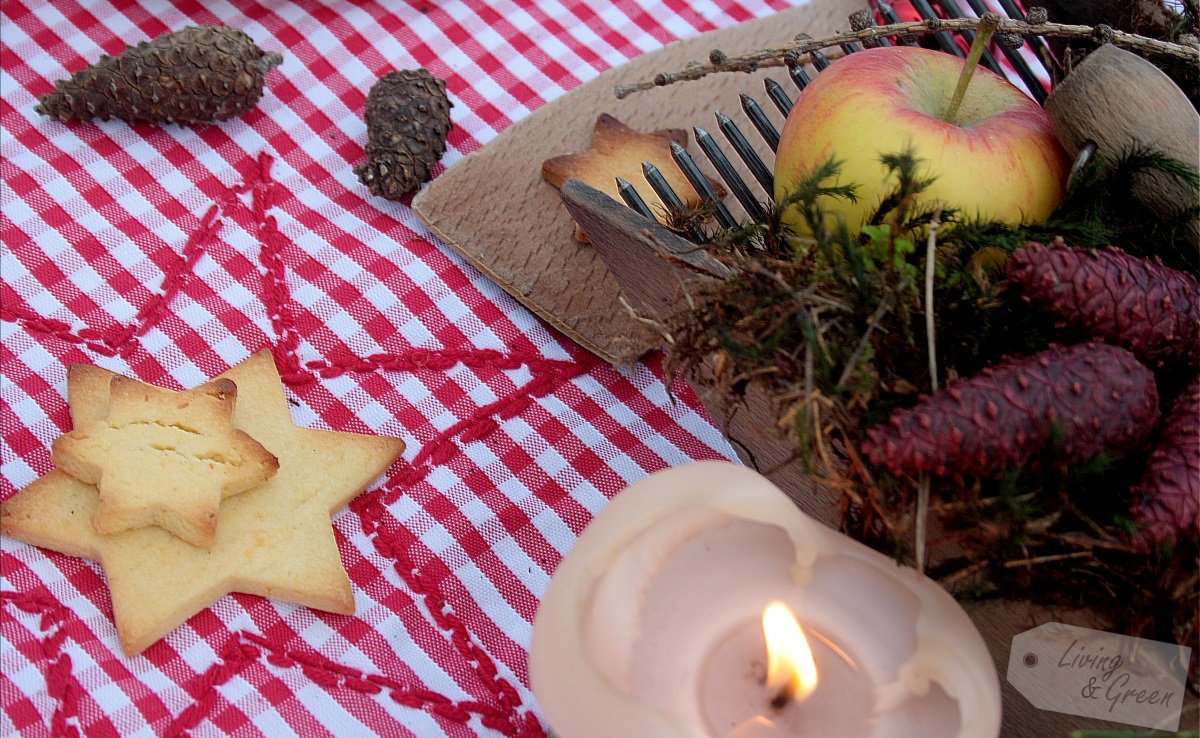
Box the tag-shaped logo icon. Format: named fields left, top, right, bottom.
left=1008, top=622, right=1191, bottom=731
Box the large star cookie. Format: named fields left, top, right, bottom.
left=52, top=375, right=279, bottom=548
left=0, top=351, right=405, bottom=656
left=541, top=113, right=724, bottom=242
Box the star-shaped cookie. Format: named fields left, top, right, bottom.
left=52, top=376, right=279, bottom=548
left=0, top=351, right=405, bottom=656
left=541, top=113, right=724, bottom=242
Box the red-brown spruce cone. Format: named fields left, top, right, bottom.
left=863, top=343, right=1160, bottom=478
left=355, top=69, right=453, bottom=200
left=1133, top=375, right=1200, bottom=544
left=1008, top=242, right=1200, bottom=369
left=35, top=25, right=283, bottom=126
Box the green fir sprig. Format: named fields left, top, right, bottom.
left=663, top=148, right=1199, bottom=655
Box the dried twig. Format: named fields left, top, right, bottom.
left=1004, top=550, right=1093, bottom=568
left=1049, top=531, right=1138, bottom=554
left=840, top=432, right=876, bottom=489
left=940, top=559, right=990, bottom=588
left=810, top=399, right=835, bottom=478
left=617, top=296, right=673, bottom=344
left=834, top=277, right=909, bottom=390
left=915, top=208, right=945, bottom=573
left=937, top=492, right=1035, bottom=513
left=924, top=209, right=943, bottom=395
left=613, top=14, right=1200, bottom=98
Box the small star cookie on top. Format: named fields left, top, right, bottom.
left=541, top=113, right=725, bottom=242
left=52, top=375, right=279, bottom=548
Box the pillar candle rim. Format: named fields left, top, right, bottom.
left=530, top=460, right=1002, bottom=738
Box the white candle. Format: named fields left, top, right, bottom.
left=530, top=461, right=1000, bottom=738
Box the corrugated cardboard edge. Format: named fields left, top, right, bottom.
left=413, top=0, right=862, bottom=364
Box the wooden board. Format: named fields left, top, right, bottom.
left=413, top=0, right=863, bottom=365
left=414, top=5, right=1200, bottom=735
left=557, top=151, right=1200, bottom=738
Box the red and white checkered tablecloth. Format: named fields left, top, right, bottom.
left=0, top=1, right=806, bottom=735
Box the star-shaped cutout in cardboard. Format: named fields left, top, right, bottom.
left=541, top=113, right=724, bottom=242
left=52, top=376, right=279, bottom=548
left=0, top=351, right=405, bottom=656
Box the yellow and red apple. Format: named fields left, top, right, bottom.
left=774, top=46, right=1070, bottom=238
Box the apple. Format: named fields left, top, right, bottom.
left=773, top=46, right=1070, bottom=239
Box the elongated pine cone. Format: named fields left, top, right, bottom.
left=354, top=69, right=453, bottom=200
left=1008, top=242, right=1200, bottom=369
left=35, top=25, right=282, bottom=126
left=1133, top=376, right=1199, bottom=544
left=863, top=343, right=1160, bottom=478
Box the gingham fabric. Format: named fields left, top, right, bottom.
left=0, top=1, right=812, bottom=735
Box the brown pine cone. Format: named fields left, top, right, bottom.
left=1008, top=242, right=1200, bottom=369
left=35, top=25, right=282, bottom=126
left=863, top=343, right=1159, bottom=478
left=354, top=69, right=453, bottom=200
left=1133, top=375, right=1200, bottom=544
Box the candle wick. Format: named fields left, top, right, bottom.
left=769, top=685, right=792, bottom=712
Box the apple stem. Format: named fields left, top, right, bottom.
left=941, top=13, right=1000, bottom=125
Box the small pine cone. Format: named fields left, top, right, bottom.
left=863, top=343, right=1159, bottom=478
left=1132, top=376, right=1200, bottom=544
left=354, top=69, right=453, bottom=200
left=35, top=25, right=282, bottom=126
left=1008, top=242, right=1200, bottom=370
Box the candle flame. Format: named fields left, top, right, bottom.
left=762, top=601, right=818, bottom=702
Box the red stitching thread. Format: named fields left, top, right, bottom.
left=351, top=509, right=547, bottom=738
left=1, top=591, right=83, bottom=737
left=3, top=193, right=228, bottom=359
left=163, top=631, right=533, bottom=736
left=2, top=564, right=547, bottom=736
left=2, top=152, right=582, bottom=736
left=313, top=342, right=593, bottom=496
left=132, top=204, right=222, bottom=345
